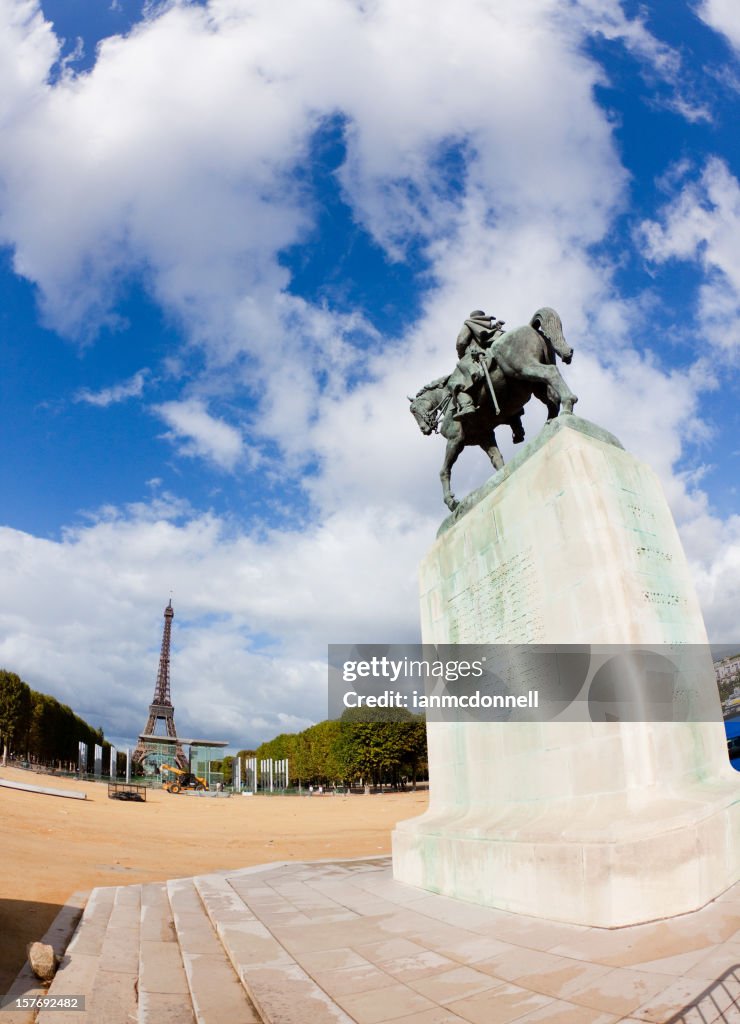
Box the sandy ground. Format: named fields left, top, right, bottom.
left=0, top=765, right=428, bottom=994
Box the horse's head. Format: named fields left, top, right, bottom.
left=409, top=394, right=435, bottom=435
left=531, top=307, right=573, bottom=364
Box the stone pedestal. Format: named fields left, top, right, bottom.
left=392, top=416, right=740, bottom=927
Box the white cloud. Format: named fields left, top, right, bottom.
left=697, top=0, right=740, bottom=52
left=0, top=0, right=627, bottom=381
left=153, top=398, right=245, bottom=470
left=74, top=368, right=148, bottom=406
left=569, top=0, right=680, bottom=74
left=639, top=157, right=740, bottom=352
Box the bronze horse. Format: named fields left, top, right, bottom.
left=410, top=308, right=577, bottom=511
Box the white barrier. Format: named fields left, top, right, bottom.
left=0, top=778, right=87, bottom=800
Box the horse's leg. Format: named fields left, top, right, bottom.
left=440, top=435, right=465, bottom=511
left=532, top=382, right=559, bottom=420
left=511, top=363, right=578, bottom=414
left=480, top=436, right=504, bottom=471
left=507, top=411, right=525, bottom=442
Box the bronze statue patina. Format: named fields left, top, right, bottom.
left=409, top=307, right=578, bottom=511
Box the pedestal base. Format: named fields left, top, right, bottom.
left=393, top=779, right=740, bottom=927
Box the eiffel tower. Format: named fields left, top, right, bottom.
left=132, top=600, right=188, bottom=770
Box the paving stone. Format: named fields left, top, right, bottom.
left=98, top=926, right=139, bottom=974
left=565, top=967, right=672, bottom=1017
left=113, top=886, right=140, bottom=906
left=377, top=950, right=457, bottom=982
left=507, top=957, right=613, bottom=1001
left=194, top=875, right=256, bottom=926
left=474, top=948, right=572, bottom=984
left=629, top=974, right=728, bottom=1022
left=375, top=1009, right=468, bottom=1024
left=511, top=1000, right=619, bottom=1023
left=140, top=882, right=176, bottom=942
left=430, top=935, right=515, bottom=964
left=62, top=887, right=116, bottom=958
left=353, top=937, right=428, bottom=964
left=217, top=922, right=295, bottom=968
left=60, top=923, right=109, bottom=958
left=241, top=961, right=355, bottom=1023
left=627, top=945, right=723, bottom=978
left=183, top=953, right=261, bottom=1023
left=446, top=982, right=553, bottom=1024
left=685, top=940, right=740, bottom=981
left=408, top=966, right=504, bottom=1005
left=73, top=887, right=115, bottom=926
left=139, top=991, right=196, bottom=1024
left=550, top=905, right=740, bottom=968
left=334, top=981, right=438, bottom=1023
left=272, top=917, right=394, bottom=955
left=107, top=903, right=141, bottom=931
left=84, top=967, right=138, bottom=1024
left=138, top=939, right=190, bottom=995
left=295, top=947, right=369, bottom=973
left=312, top=960, right=396, bottom=996
left=39, top=951, right=99, bottom=998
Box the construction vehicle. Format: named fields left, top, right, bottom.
left=160, top=763, right=208, bottom=793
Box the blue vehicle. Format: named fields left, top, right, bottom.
left=725, top=717, right=740, bottom=770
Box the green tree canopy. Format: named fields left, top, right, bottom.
left=336, top=707, right=427, bottom=790
left=0, top=670, right=32, bottom=760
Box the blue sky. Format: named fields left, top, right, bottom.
left=0, top=0, right=739, bottom=751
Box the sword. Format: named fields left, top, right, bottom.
left=477, top=351, right=500, bottom=416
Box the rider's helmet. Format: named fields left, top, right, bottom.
left=469, top=309, right=487, bottom=319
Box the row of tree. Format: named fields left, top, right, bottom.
left=0, top=669, right=105, bottom=765
left=229, top=708, right=428, bottom=791
left=0, top=666, right=427, bottom=790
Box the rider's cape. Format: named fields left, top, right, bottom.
left=450, top=319, right=502, bottom=392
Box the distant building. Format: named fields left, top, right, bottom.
left=715, top=653, right=740, bottom=685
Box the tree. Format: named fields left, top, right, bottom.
left=336, top=707, right=427, bottom=792
left=0, top=670, right=32, bottom=764
left=286, top=720, right=342, bottom=785
left=234, top=711, right=427, bottom=792
left=212, top=755, right=234, bottom=786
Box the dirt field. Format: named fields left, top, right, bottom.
left=0, top=765, right=428, bottom=994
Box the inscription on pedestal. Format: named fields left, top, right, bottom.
left=446, top=548, right=545, bottom=643
left=636, top=544, right=673, bottom=563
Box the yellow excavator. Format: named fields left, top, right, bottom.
left=160, top=764, right=208, bottom=794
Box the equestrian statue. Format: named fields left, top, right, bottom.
left=409, top=307, right=577, bottom=511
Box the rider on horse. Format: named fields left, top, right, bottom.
left=449, top=310, right=506, bottom=421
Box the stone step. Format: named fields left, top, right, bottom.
left=37, top=884, right=139, bottom=1024
left=168, top=877, right=261, bottom=1024
left=138, top=881, right=195, bottom=1024
left=35, top=877, right=265, bottom=1024
left=194, top=873, right=354, bottom=1024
